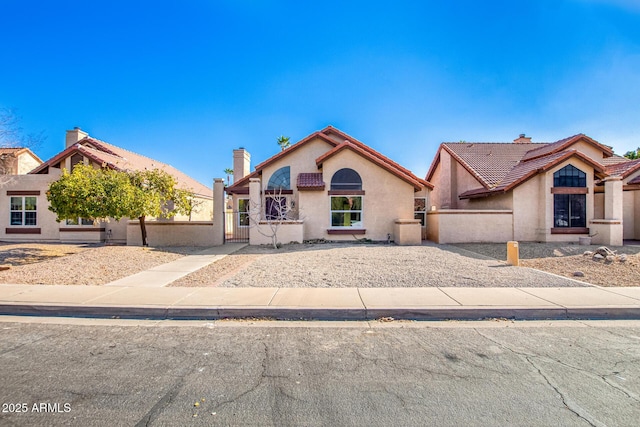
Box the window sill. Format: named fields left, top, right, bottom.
left=6, top=228, right=41, bottom=234
left=60, top=227, right=106, bottom=232
left=551, top=227, right=589, bottom=235
left=327, top=229, right=366, bottom=235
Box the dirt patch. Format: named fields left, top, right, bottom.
left=169, top=254, right=263, bottom=287
left=521, top=253, right=640, bottom=287
left=0, top=244, right=202, bottom=285
left=452, top=242, right=640, bottom=287
left=0, top=243, right=94, bottom=266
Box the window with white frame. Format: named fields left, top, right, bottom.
left=10, top=196, right=37, bottom=226
left=330, top=168, right=363, bottom=228
left=414, top=197, right=427, bottom=226
left=238, top=198, right=250, bottom=226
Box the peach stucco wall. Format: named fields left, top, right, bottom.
left=427, top=210, right=513, bottom=243
left=0, top=172, right=62, bottom=242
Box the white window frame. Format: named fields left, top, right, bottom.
left=238, top=198, right=250, bottom=227
left=330, top=195, right=363, bottom=228
left=10, top=196, right=37, bottom=226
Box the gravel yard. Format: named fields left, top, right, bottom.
left=169, top=242, right=587, bottom=288
left=452, top=242, right=640, bottom=287
left=3, top=241, right=637, bottom=288
left=0, top=244, right=202, bottom=285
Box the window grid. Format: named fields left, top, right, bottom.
left=553, top=164, right=586, bottom=187
left=10, top=196, right=37, bottom=226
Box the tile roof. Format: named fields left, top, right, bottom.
left=521, top=134, right=613, bottom=161
left=227, top=126, right=432, bottom=193
left=431, top=142, right=546, bottom=189
left=0, top=147, right=42, bottom=162
left=460, top=150, right=606, bottom=199
left=605, top=158, right=640, bottom=178
left=30, top=137, right=212, bottom=198
left=296, top=173, right=325, bottom=190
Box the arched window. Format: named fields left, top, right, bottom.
left=553, top=164, right=586, bottom=187
left=330, top=168, right=363, bottom=228
left=553, top=164, right=587, bottom=229
left=267, top=166, right=290, bottom=190
left=330, top=168, right=362, bottom=190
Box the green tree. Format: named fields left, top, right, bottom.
left=277, top=135, right=291, bottom=151
left=47, top=164, right=192, bottom=246
left=223, top=168, right=234, bottom=186
left=624, top=148, right=640, bottom=160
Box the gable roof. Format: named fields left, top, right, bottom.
left=605, top=158, right=640, bottom=179
left=459, top=150, right=606, bottom=199
left=0, top=147, right=43, bottom=163
left=427, top=142, right=546, bottom=189
left=521, top=134, right=613, bottom=161
left=227, top=126, right=432, bottom=193
left=30, top=137, right=212, bottom=198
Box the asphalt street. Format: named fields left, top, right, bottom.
left=1, top=317, right=639, bottom=426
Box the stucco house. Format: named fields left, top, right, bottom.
left=219, top=126, right=432, bottom=245
left=1, top=128, right=213, bottom=244
left=0, top=148, right=42, bottom=175
left=426, top=133, right=640, bottom=245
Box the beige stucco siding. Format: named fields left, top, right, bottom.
left=17, top=153, right=42, bottom=175
left=570, top=141, right=608, bottom=163
left=623, top=191, right=636, bottom=239
left=512, top=175, right=543, bottom=241
left=319, top=149, right=416, bottom=241
left=0, top=172, right=62, bottom=242
left=261, top=138, right=334, bottom=192
left=543, top=158, right=595, bottom=242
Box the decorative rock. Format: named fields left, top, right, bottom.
left=593, top=254, right=605, bottom=261
left=583, top=251, right=594, bottom=257
left=606, top=255, right=615, bottom=263
left=0, top=265, right=10, bottom=271
left=595, top=246, right=616, bottom=257
left=573, top=271, right=585, bottom=277
left=619, top=254, right=628, bottom=262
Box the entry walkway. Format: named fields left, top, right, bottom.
left=104, top=243, right=247, bottom=287
left=1, top=284, right=639, bottom=321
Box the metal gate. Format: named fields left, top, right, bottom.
left=224, top=210, right=249, bottom=243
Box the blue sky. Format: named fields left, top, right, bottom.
left=2, top=0, right=640, bottom=187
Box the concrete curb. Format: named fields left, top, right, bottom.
left=3, top=303, right=640, bottom=321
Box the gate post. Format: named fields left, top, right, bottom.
left=249, top=178, right=262, bottom=245
left=213, top=178, right=225, bottom=245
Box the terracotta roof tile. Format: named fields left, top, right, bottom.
left=297, top=173, right=325, bottom=190
left=30, top=137, right=212, bottom=198
left=521, top=134, right=613, bottom=161
left=437, top=142, right=546, bottom=188
left=605, top=158, right=640, bottom=178
left=228, top=126, right=432, bottom=193
left=460, top=150, right=606, bottom=199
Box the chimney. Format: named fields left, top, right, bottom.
left=65, top=127, right=88, bottom=148
left=233, top=148, right=250, bottom=183
left=513, top=133, right=532, bottom=144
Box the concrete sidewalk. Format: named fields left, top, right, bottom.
left=1, top=284, right=640, bottom=321
left=103, top=243, right=247, bottom=287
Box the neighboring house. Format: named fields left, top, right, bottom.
left=221, top=126, right=432, bottom=245
left=426, top=133, right=640, bottom=245
left=0, top=147, right=42, bottom=175
left=1, top=128, right=213, bottom=244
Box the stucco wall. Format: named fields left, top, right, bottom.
left=512, top=175, right=543, bottom=241
left=427, top=210, right=513, bottom=243
left=319, top=149, right=417, bottom=241
left=542, top=158, right=595, bottom=242
left=0, top=172, right=62, bottom=242
left=18, top=153, right=42, bottom=175
left=594, top=192, right=605, bottom=219
left=623, top=191, right=636, bottom=239
left=127, top=221, right=215, bottom=246
left=249, top=221, right=304, bottom=245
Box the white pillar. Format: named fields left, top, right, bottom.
left=604, top=177, right=623, bottom=220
